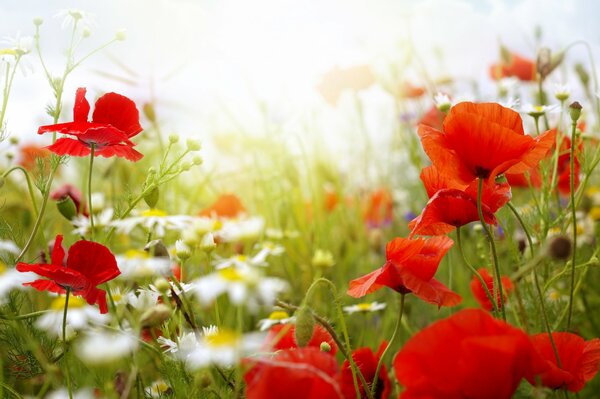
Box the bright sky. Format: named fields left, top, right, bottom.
left=2, top=0, right=599, bottom=144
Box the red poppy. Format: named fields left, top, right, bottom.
left=505, top=168, right=542, bottom=189
left=556, top=135, right=581, bottom=196
left=409, top=166, right=512, bottom=236
left=528, top=332, right=600, bottom=392
left=18, top=143, right=52, bottom=172
left=199, top=194, right=246, bottom=219
left=264, top=323, right=338, bottom=355
left=16, top=235, right=120, bottom=313
left=418, top=102, right=555, bottom=186
left=38, top=88, right=143, bottom=161
left=418, top=106, right=446, bottom=131
left=470, top=268, right=513, bottom=311
left=51, top=184, right=88, bottom=217
left=397, top=82, right=426, bottom=99
left=364, top=188, right=393, bottom=228
left=244, top=347, right=343, bottom=398
left=489, top=51, right=536, bottom=81
left=347, top=235, right=460, bottom=308
left=394, top=309, right=541, bottom=399
left=338, top=343, right=391, bottom=399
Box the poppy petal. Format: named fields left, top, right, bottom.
left=67, top=240, right=120, bottom=286
left=46, top=138, right=91, bottom=157
left=51, top=235, right=65, bottom=266
left=73, top=87, right=90, bottom=123
left=92, top=92, right=143, bottom=137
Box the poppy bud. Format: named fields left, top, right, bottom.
left=55, top=195, right=78, bottom=221
left=536, top=47, right=557, bottom=80
left=294, top=305, right=315, bottom=348
left=141, top=304, right=172, bottom=328
left=144, top=187, right=159, bottom=208
left=153, top=277, right=171, bottom=294
left=144, top=240, right=170, bottom=258
left=546, top=235, right=572, bottom=261
left=143, top=103, right=156, bottom=123
left=33, top=17, right=43, bottom=26
left=320, top=341, right=331, bottom=352
left=570, top=102, right=583, bottom=123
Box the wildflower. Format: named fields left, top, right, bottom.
left=434, top=93, right=452, bottom=113
left=145, top=380, right=172, bottom=398
left=125, top=289, right=160, bottom=310
left=343, top=301, right=387, bottom=314
left=199, top=194, right=246, bottom=219
left=54, top=9, right=95, bottom=30
left=0, top=239, right=19, bottom=255
left=257, top=310, right=295, bottom=331
left=556, top=135, right=581, bottom=196
left=110, top=209, right=195, bottom=238
left=520, top=103, right=560, bottom=118
left=17, top=143, right=51, bottom=172
left=38, top=88, right=144, bottom=161
left=393, top=309, right=540, bottom=399
left=75, top=329, right=138, bottom=365
left=528, top=332, right=600, bottom=392
left=489, top=49, right=536, bottom=81
left=51, top=184, right=87, bottom=218
left=264, top=323, right=337, bottom=355
left=217, top=217, right=265, bottom=242
left=347, top=235, right=461, bottom=308
left=396, top=81, right=426, bottom=99
left=0, top=261, right=37, bottom=304
left=470, top=268, right=513, bottom=311
left=311, top=249, right=335, bottom=269
left=418, top=102, right=555, bottom=186
left=114, top=250, right=171, bottom=281
left=175, top=239, right=192, bottom=260
left=554, top=83, right=571, bottom=102
left=338, top=343, right=391, bottom=399
left=212, top=253, right=267, bottom=270
left=252, top=241, right=285, bottom=264
left=72, top=208, right=113, bottom=237
left=191, top=267, right=287, bottom=312
left=245, top=347, right=343, bottom=398
left=316, top=64, right=375, bottom=106
left=418, top=106, right=446, bottom=131
left=16, top=235, right=120, bottom=313
left=35, top=296, right=109, bottom=338
left=363, top=188, right=394, bottom=228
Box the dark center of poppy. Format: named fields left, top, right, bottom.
left=474, top=166, right=490, bottom=178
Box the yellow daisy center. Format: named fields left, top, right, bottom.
left=50, top=295, right=87, bottom=310
left=205, top=330, right=239, bottom=347
left=142, top=209, right=168, bottom=217
left=268, top=311, right=290, bottom=320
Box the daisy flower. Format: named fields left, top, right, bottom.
left=75, top=329, right=138, bottom=365
left=115, top=249, right=172, bottom=280
left=343, top=301, right=387, bottom=314
left=0, top=261, right=37, bottom=304
left=216, top=217, right=264, bottom=242
left=35, top=296, right=109, bottom=338
left=190, top=267, right=288, bottom=313
left=111, top=209, right=195, bottom=237
left=257, top=310, right=295, bottom=331
left=72, top=208, right=113, bottom=237
left=145, top=380, right=172, bottom=398
left=126, top=289, right=160, bottom=311
left=54, top=9, right=96, bottom=30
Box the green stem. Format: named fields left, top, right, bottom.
left=2, top=166, right=39, bottom=216
left=371, top=294, right=405, bottom=399
left=62, top=288, right=73, bottom=399
left=476, top=178, right=505, bottom=320
left=566, top=120, right=578, bottom=330
left=507, top=202, right=534, bottom=258
left=456, top=227, right=498, bottom=313
left=88, top=144, right=95, bottom=241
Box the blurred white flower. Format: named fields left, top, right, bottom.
left=257, top=310, right=295, bottom=331
left=36, top=296, right=109, bottom=338
left=111, top=209, right=195, bottom=238
left=1, top=33, right=33, bottom=55
left=520, top=103, right=560, bottom=117
left=554, top=83, right=571, bottom=101
left=126, top=289, right=160, bottom=310
left=54, top=9, right=96, bottom=30
left=145, top=380, right=171, bottom=398
left=46, top=388, right=95, bottom=399
left=0, top=239, right=19, bottom=255
left=72, top=208, right=113, bottom=237
left=116, top=249, right=172, bottom=280
left=0, top=263, right=37, bottom=304
left=252, top=241, right=285, bottom=264
left=343, top=301, right=387, bottom=314
left=190, top=267, right=288, bottom=312
left=216, top=217, right=264, bottom=242
left=75, top=329, right=138, bottom=365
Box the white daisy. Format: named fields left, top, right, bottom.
left=257, top=310, right=295, bottom=331
left=116, top=249, right=172, bottom=280
left=75, top=329, right=138, bottom=365
left=35, top=296, right=109, bottom=338
left=54, top=9, right=96, bottom=30
left=111, top=209, right=196, bottom=238
left=72, top=208, right=113, bottom=237
left=343, top=301, right=387, bottom=314
left=125, top=289, right=160, bottom=311
left=216, top=217, right=264, bottom=242
left=0, top=262, right=37, bottom=304
left=0, top=239, right=20, bottom=255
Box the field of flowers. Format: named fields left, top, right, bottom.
left=1, top=3, right=600, bottom=399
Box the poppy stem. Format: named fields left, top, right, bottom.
left=62, top=288, right=73, bottom=399
left=456, top=227, right=498, bottom=313
left=88, top=144, right=96, bottom=241
left=371, top=294, right=405, bottom=399
left=506, top=202, right=534, bottom=258
left=476, top=178, right=506, bottom=320
left=566, top=119, right=578, bottom=330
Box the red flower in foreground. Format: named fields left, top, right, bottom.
left=264, top=324, right=338, bottom=355
left=409, top=166, right=511, bottom=236
left=244, top=347, right=343, bottom=399
left=418, top=102, right=555, bottom=186
left=528, top=332, right=600, bottom=392
left=199, top=194, right=246, bottom=219
left=394, top=309, right=541, bottom=399
left=338, top=343, right=391, bottom=399
left=489, top=51, right=536, bottom=81
left=418, top=106, right=446, bottom=131
left=470, top=268, right=513, bottom=311
left=347, top=235, right=461, bottom=308
left=16, top=235, right=120, bottom=313
left=38, top=88, right=143, bottom=161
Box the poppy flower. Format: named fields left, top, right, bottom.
left=338, top=343, right=391, bottom=399
left=418, top=106, right=446, bottom=131
left=489, top=51, right=536, bottom=81
left=396, top=81, right=426, bottom=99
left=528, top=332, right=600, bottom=392
left=51, top=184, right=88, bottom=217
left=18, top=143, right=51, bottom=172
left=16, top=235, right=120, bottom=313
left=556, top=136, right=581, bottom=196
left=409, top=166, right=512, bottom=236
left=244, top=347, right=343, bottom=399
left=38, top=88, right=143, bottom=161
left=418, top=102, right=555, bottom=186
left=264, top=323, right=338, bottom=355
left=505, top=168, right=542, bottom=189
left=199, top=194, right=246, bottom=219
left=347, top=235, right=460, bottom=308
left=393, top=309, right=541, bottom=399
left=363, top=188, right=394, bottom=228
left=470, top=268, right=513, bottom=311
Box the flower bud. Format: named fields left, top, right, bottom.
left=186, top=139, right=201, bottom=151
left=589, top=256, right=600, bottom=267
left=192, top=155, right=203, bottom=166
left=144, top=240, right=170, bottom=258
left=569, top=101, right=582, bottom=123
left=175, top=239, right=191, bottom=260
left=180, top=162, right=192, bottom=172
left=82, top=27, right=91, bottom=38
left=168, top=134, right=179, bottom=144
left=140, top=304, right=172, bottom=328
left=143, top=103, right=156, bottom=123
left=311, top=249, right=335, bottom=269
left=320, top=342, right=331, bottom=352
left=33, top=17, right=44, bottom=26
left=115, top=29, right=127, bottom=41
left=9, top=136, right=18, bottom=145
left=153, top=277, right=171, bottom=294
left=55, top=196, right=78, bottom=221
left=144, top=187, right=160, bottom=208
left=546, top=235, right=572, bottom=261
left=200, top=232, right=216, bottom=253
left=294, top=305, right=314, bottom=347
